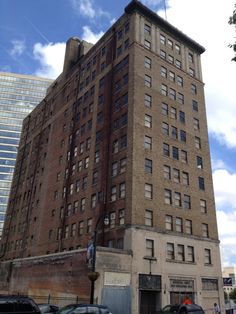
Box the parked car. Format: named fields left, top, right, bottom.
left=38, top=303, right=59, bottom=313
left=57, top=304, right=112, bottom=314
left=159, top=304, right=204, bottom=314
left=0, top=295, right=41, bottom=314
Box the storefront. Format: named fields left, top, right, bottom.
left=169, top=278, right=195, bottom=304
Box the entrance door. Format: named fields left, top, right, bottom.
left=140, top=290, right=158, bottom=314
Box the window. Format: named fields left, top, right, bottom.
left=67, top=204, right=72, bottom=216
left=191, top=84, right=197, bottom=95
left=176, top=217, right=183, bottom=232
left=110, top=212, right=116, bottom=228
left=117, top=29, right=123, bottom=40
left=185, top=220, right=192, bottom=234
left=82, top=176, right=88, bottom=189
left=175, top=44, right=180, bottom=54
left=179, top=111, right=185, bottom=124
left=161, top=84, right=168, bottom=96
left=202, top=223, right=209, bottom=237
left=145, top=183, right=153, bottom=199
left=182, top=172, right=189, bottom=185
left=160, top=34, right=166, bottom=45
left=145, top=56, right=151, bottom=69
left=144, top=24, right=151, bottom=35
left=183, top=194, right=191, bottom=209
left=177, top=93, right=184, bottom=105
left=144, top=135, right=152, bottom=150
left=117, top=45, right=122, bottom=56
left=94, top=150, right=100, bottom=163
left=144, top=39, right=151, bottom=50
left=120, top=158, right=127, bottom=173
left=71, top=223, right=76, bottom=237
left=87, top=218, right=92, bottom=233
left=112, top=162, right=118, bottom=176
left=74, top=200, right=79, bottom=212
left=84, top=157, right=89, bottom=169
left=163, top=165, right=171, bottom=179
left=181, top=150, right=188, bottom=163
left=169, top=71, right=175, bottom=82
left=125, top=22, right=129, bottom=33
left=165, top=215, right=173, bottom=230
left=171, top=126, right=178, bottom=139
left=180, top=130, right=186, bottom=142
left=170, top=107, right=177, bottom=119
left=162, top=103, right=168, bottom=115
left=80, top=198, right=86, bottom=211
left=189, top=67, right=195, bottom=77
left=91, top=194, right=97, bottom=208
left=160, top=50, right=166, bottom=59
left=193, top=118, right=200, bottom=130
left=146, top=239, right=154, bottom=257
left=167, top=242, right=174, bottom=259
left=195, top=137, right=201, bottom=149
left=192, top=100, right=198, bottom=111
left=119, top=182, right=126, bottom=198
left=168, top=39, right=173, bottom=49
left=163, top=143, right=170, bottom=157
left=173, top=168, right=180, bottom=183
left=197, top=156, right=203, bottom=169
left=174, top=192, right=181, bottom=207
left=177, top=244, right=185, bottom=261
left=161, top=66, right=167, bottom=78
left=124, top=38, right=129, bottom=50
left=145, top=158, right=153, bottom=174
left=145, top=209, right=153, bottom=227
left=64, top=225, right=69, bottom=239
left=176, top=59, right=182, bottom=69
left=113, top=140, right=119, bottom=153
left=164, top=189, right=172, bottom=204
left=119, top=209, right=125, bottom=225
left=177, top=75, right=183, bottom=87
left=198, top=177, right=205, bottom=190
left=188, top=52, right=194, bottom=63
left=145, top=74, right=152, bottom=87
left=172, top=147, right=179, bottom=160
left=111, top=186, right=117, bottom=201
left=200, top=199, right=207, bottom=213
left=145, top=94, right=152, bottom=107
left=145, top=114, right=152, bottom=128
left=204, top=248, right=212, bottom=264
left=162, top=122, right=169, bottom=135
left=187, top=246, right=194, bottom=262
left=168, top=55, right=174, bottom=64
left=169, top=88, right=176, bottom=100
left=78, top=221, right=84, bottom=235
left=120, top=135, right=127, bottom=149
left=69, top=183, right=74, bottom=195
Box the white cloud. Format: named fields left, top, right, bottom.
left=71, top=0, right=110, bottom=20
left=82, top=26, right=104, bottom=44
left=158, top=0, right=236, bottom=148
left=33, top=42, right=66, bottom=79
left=213, top=169, right=236, bottom=209
left=10, top=40, right=26, bottom=57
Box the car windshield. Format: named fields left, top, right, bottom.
left=58, top=305, right=77, bottom=314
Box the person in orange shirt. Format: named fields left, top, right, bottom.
left=182, top=296, right=193, bottom=305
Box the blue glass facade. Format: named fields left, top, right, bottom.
left=0, top=72, right=53, bottom=236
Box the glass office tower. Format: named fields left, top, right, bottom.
left=0, top=72, right=53, bottom=236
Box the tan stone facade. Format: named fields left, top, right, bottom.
left=0, top=1, right=223, bottom=313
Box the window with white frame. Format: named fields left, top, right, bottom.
left=145, top=209, right=153, bottom=227
left=145, top=114, right=152, bottom=128
left=146, top=239, right=154, bottom=257
left=166, top=242, right=174, bottom=259
left=177, top=244, right=185, bottom=261
left=145, top=183, right=153, bottom=199
left=185, top=219, right=192, bottom=234
left=165, top=215, right=173, bottom=230
left=164, top=189, right=172, bottom=204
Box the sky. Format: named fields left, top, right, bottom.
left=0, top=0, right=236, bottom=268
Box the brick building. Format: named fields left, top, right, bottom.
left=0, top=1, right=223, bottom=313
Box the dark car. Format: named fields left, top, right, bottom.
left=38, top=303, right=59, bottom=313
left=159, top=304, right=204, bottom=314
left=57, top=304, right=112, bottom=314
left=0, top=295, right=41, bottom=314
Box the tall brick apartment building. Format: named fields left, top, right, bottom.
left=0, top=1, right=223, bottom=313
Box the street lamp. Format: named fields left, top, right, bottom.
left=88, top=213, right=109, bottom=304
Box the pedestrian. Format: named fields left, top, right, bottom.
left=213, top=303, right=221, bottom=314
left=183, top=296, right=193, bottom=305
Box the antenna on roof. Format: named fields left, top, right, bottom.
left=164, top=0, right=167, bottom=20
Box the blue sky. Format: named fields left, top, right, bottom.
left=1, top=0, right=236, bottom=267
